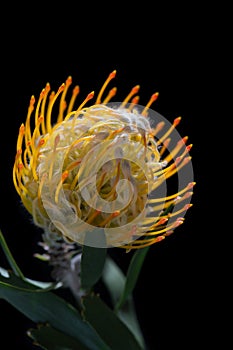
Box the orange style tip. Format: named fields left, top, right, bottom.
left=62, top=100, right=67, bottom=109
left=73, top=85, right=80, bottom=94
left=58, top=83, right=65, bottom=93
left=30, top=95, right=36, bottom=105
left=54, top=134, right=60, bottom=145
left=184, top=203, right=193, bottom=210
left=157, top=121, right=165, bottom=130
left=66, top=76, right=72, bottom=85
left=109, top=70, right=117, bottom=79
left=19, top=123, right=25, bottom=132
left=106, top=87, right=117, bottom=99
left=87, top=91, right=95, bottom=100
left=187, top=181, right=196, bottom=189
left=38, top=115, right=44, bottom=123
left=132, top=96, right=139, bottom=104
left=183, top=156, right=192, bottom=164
left=163, top=138, right=171, bottom=146
left=156, top=235, right=165, bottom=242
left=110, top=87, right=117, bottom=95
left=132, top=85, right=140, bottom=94
left=159, top=217, right=168, bottom=225
left=186, top=144, right=193, bottom=152
left=164, top=230, right=173, bottom=237
left=39, top=139, right=45, bottom=146
left=178, top=136, right=188, bottom=144
left=151, top=92, right=159, bottom=101
left=45, top=82, right=51, bottom=92
left=18, top=163, right=24, bottom=170
left=39, top=88, right=46, bottom=99
left=62, top=170, right=69, bottom=181
left=183, top=191, right=193, bottom=199
left=175, top=156, right=182, bottom=164
left=113, top=210, right=120, bottom=217
left=49, top=91, right=55, bottom=100
left=173, top=116, right=182, bottom=126
left=175, top=219, right=183, bottom=227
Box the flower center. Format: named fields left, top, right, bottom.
left=36, top=104, right=162, bottom=245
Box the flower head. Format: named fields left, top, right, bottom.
left=13, top=70, right=194, bottom=249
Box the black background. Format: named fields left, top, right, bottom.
left=0, top=6, right=213, bottom=350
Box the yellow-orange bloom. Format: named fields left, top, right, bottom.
left=13, top=70, right=194, bottom=250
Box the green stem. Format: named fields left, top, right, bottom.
left=0, top=229, right=25, bottom=279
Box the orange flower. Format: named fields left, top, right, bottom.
left=13, top=70, right=194, bottom=250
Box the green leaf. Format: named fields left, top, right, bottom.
left=81, top=229, right=107, bottom=290
left=102, top=257, right=146, bottom=349
left=25, top=278, right=62, bottom=291
left=0, top=273, right=110, bottom=350
left=0, top=266, right=60, bottom=291
left=115, top=247, right=149, bottom=310
left=102, top=256, right=125, bottom=305
left=28, top=324, right=91, bottom=350
left=0, top=228, right=24, bottom=279
left=82, top=294, right=143, bottom=350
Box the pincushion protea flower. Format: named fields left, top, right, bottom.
left=13, top=70, right=194, bottom=250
